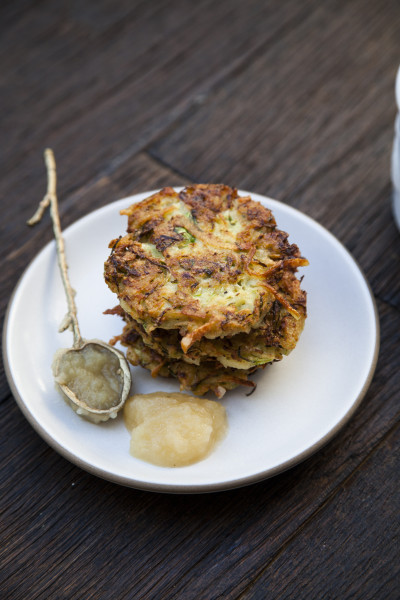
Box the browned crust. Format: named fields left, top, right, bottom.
left=120, top=329, right=258, bottom=398
left=104, top=185, right=308, bottom=395
left=104, top=185, right=308, bottom=347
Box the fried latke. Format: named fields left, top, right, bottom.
left=104, top=185, right=308, bottom=396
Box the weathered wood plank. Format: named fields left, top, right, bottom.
left=149, top=1, right=398, bottom=194
left=0, top=0, right=311, bottom=231
left=239, top=424, right=400, bottom=600
left=0, top=0, right=38, bottom=28
left=1, top=0, right=309, bottom=173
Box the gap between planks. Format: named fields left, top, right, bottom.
left=144, top=150, right=196, bottom=185
left=1, top=1, right=312, bottom=184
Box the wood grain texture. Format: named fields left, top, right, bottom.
left=240, top=424, right=400, bottom=600
left=1, top=0, right=399, bottom=598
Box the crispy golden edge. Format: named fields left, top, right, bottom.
left=104, top=185, right=308, bottom=395
left=120, top=330, right=258, bottom=398
left=104, top=185, right=308, bottom=351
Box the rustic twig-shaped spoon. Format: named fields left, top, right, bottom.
left=28, top=149, right=131, bottom=423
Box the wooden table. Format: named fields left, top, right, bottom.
left=1, top=1, right=399, bottom=598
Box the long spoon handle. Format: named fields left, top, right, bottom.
left=27, top=149, right=83, bottom=348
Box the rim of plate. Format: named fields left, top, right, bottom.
left=2, top=190, right=380, bottom=493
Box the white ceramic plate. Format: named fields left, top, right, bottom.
left=3, top=191, right=379, bottom=493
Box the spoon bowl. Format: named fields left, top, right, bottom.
left=29, top=149, right=132, bottom=423
left=53, top=340, right=132, bottom=423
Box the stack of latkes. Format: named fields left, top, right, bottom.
left=104, top=185, right=308, bottom=397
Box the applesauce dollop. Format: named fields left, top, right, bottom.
left=53, top=344, right=122, bottom=411
left=124, top=392, right=227, bottom=467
